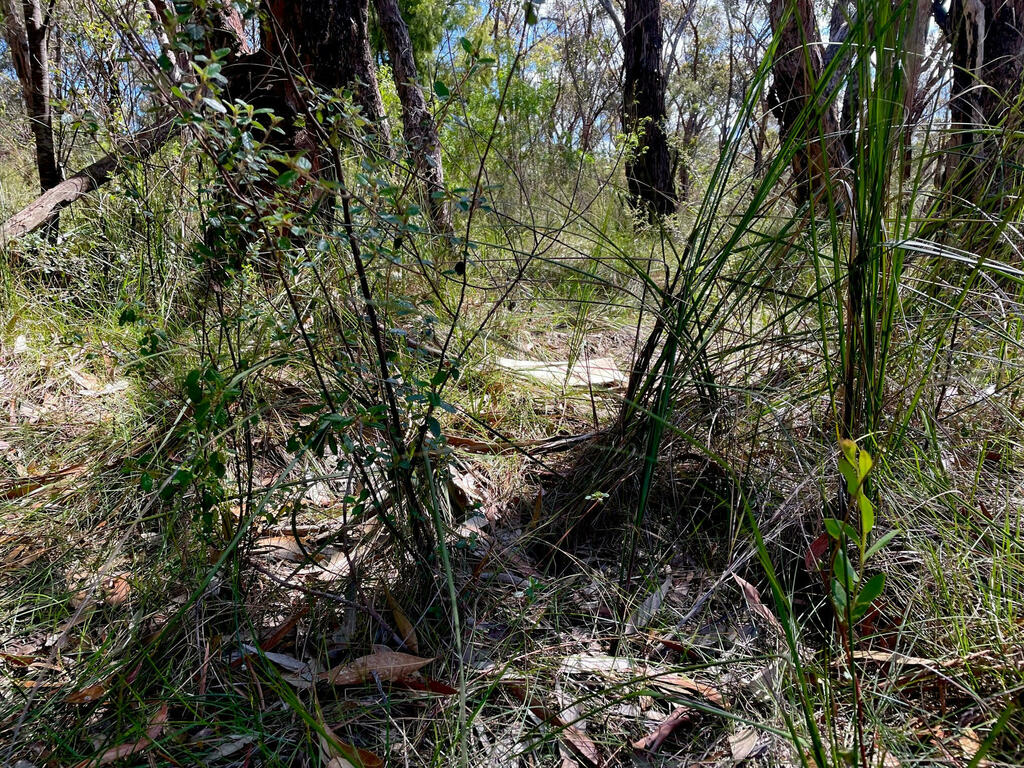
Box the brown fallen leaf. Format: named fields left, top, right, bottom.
left=505, top=683, right=602, bottom=767
left=653, top=635, right=695, bottom=657
left=627, top=576, right=673, bottom=634
left=320, top=650, right=433, bottom=685
left=4, top=544, right=47, bottom=568
left=733, top=574, right=785, bottom=639
left=529, top=487, right=544, bottom=530
left=0, top=464, right=85, bottom=500
left=650, top=672, right=726, bottom=709
left=384, top=589, right=419, bottom=654
left=394, top=677, right=458, bottom=696
left=0, top=479, right=42, bottom=500
left=66, top=683, right=107, bottom=703
left=0, top=652, right=37, bottom=666
left=255, top=535, right=309, bottom=563
left=103, top=576, right=131, bottom=607
left=729, top=727, right=760, bottom=762
left=71, top=702, right=168, bottom=768
left=318, top=717, right=383, bottom=768
left=633, top=706, right=694, bottom=751
left=15, top=679, right=63, bottom=690
left=230, top=604, right=310, bottom=670
left=560, top=654, right=638, bottom=676
left=845, top=648, right=1018, bottom=686
left=71, top=574, right=130, bottom=610
left=448, top=466, right=482, bottom=513
left=958, top=728, right=982, bottom=761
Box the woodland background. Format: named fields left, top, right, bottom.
left=2, top=1, right=1024, bottom=766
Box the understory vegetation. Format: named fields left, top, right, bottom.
left=2, top=0, right=1024, bottom=766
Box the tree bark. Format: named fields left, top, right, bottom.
left=899, top=0, right=933, bottom=179
left=2, top=0, right=61, bottom=238
left=372, top=0, right=451, bottom=235
left=767, top=0, right=848, bottom=205
left=944, top=0, right=1024, bottom=209
left=264, top=0, right=390, bottom=144
left=21, top=1, right=60, bottom=193
left=2, top=0, right=396, bottom=246
left=903, top=0, right=933, bottom=120
left=1, top=0, right=31, bottom=107
left=623, top=0, right=677, bottom=218
left=597, top=0, right=625, bottom=44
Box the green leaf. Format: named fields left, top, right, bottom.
left=864, top=529, right=898, bottom=560
left=858, top=446, right=873, bottom=479
left=185, top=370, right=203, bottom=403
left=859, top=494, right=875, bottom=537
left=277, top=170, right=299, bottom=187
left=831, top=579, right=848, bottom=612
left=824, top=518, right=843, bottom=540
left=839, top=437, right=859, bottom=466
left=856, top=572, right=885, bottom=610
left=842, top=520, right=860, bottom=542
left=833, top=549, right=858, bottom=587
left=838, top=457, right=858, bottom=496
left=202, top=96, right=227, bottom=114
left=433, top=80, right=450, bottom=99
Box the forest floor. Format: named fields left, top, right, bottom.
left=3, top=283, right=1024, bottom=768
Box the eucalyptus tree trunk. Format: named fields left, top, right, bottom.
left=264, top=0, right=390, bottom=145
left=767, top=0, right=848, bottom=206
left=900, top=0, right=933, bottom=179
left=372, top=0, right=451, bottom=235
left=2, top=0, right=61, bottom=238
left=623, top=0, right=677, bottom=218
left=943, top=0, right=1024, bottom=211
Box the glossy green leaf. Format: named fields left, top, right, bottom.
left=202, top=96, right=227, bottom=114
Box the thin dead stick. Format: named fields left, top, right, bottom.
left=249, top=561, right=407, bottom=649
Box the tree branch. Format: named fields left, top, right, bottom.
left=1, top=118, right=177, bottom=245
left=597, top=0, right=625, bottom=44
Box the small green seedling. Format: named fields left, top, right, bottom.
left=824, top=439, right=898, bottom=626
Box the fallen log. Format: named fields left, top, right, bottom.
left=0, top=118, right=178, bottom=245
